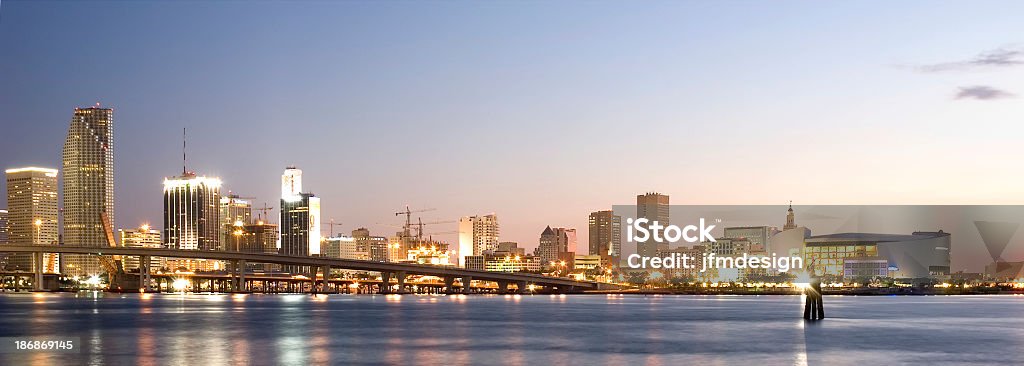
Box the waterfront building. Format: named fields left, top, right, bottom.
left=352, top=228, right=385, bottom=262
left=484, top=253, right=542, bottom=273
left=220, top=194, right=252, bottom=248
left=464, top=255, right=485, bottom=271
left=457, top=214, right=499, bottom=267
left=636, top=192, right=669, bottom=259
left=238, top=222, right=280, bottom=272
left=163, top=173, right=222, bottom=251
left=5, top=167, right=59, bottom=272
left=803, top=231, right=951, bottom=279
left=62, top=106, right=115, bottom=277
left=588, top=210, right=621, bottom=261
left=279, top=167, right=320, bottom=273
left=119, top=224, right=164, bottom=271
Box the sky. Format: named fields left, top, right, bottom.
left=2, top=1, right=1024, bottom=263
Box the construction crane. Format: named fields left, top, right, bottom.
left=395, top=206, right=436, bottom=244
left=322, top=218, right=343, bottom=237
left=254, top=202, right=275, bottom=224
left=411, top=218, right=456, bottom=244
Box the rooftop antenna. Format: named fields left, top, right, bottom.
left=182, top=127, right=187, bottom=175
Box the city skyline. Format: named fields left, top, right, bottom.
left=3, top=1, right=1024, bottom=250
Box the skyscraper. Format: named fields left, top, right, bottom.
left=636, top=192, right=669, bottom=258
left=588, top=210, right=621, bottom=260
left=0, top=209, right=8, bottom=244
left=536, top=226, right=559, bottom=265
left=0, top=209, right=8, bottom=270
left=62, top=106, right=114, bottom=277
left=5, top=167, right=59, bottom=272
left=279, top=167, right=320, bottom=273
left=457, top=214, right=499, bottom=267
left=163, top=173, right=222, bottom=251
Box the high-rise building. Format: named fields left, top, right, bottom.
left=5, top=167, right=59, bottom=272
left=0, top=209, right=8, bottom=244
left=536, top=226, right=559, bottom=265
left=534, top=226, right=577, bottom=267
left=351, top=227, right=383, bottom=261
left=62, top=106, right=115, bottom=277
left=237, top=222, right=280, bottom=271
left=163, top=173, right=222, bottom=251
left=0, top=209, right=8, bottom=269
left=220, top=194, right=252, bottom=248
left=636, top=192, right=669, bottom=258
left=279, top=167, right=320, bottom=273
left=457, top=214, right=499, bottom=267
left=119, top=224, right=164, bottom=271
left=588, top=210, right=621, bottom=261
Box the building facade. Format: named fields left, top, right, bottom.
left=279, top=167, right=320, bottom=273
left=457, top=214, right=499, bottom=267
left=636, top=192, right=669, bottom=259
left=62, top=106, right=115, bottom=277
left=588, top=210, right=621, bottom=259
left=804, top=231, right=951, bottom=279
left=119, top=225, right=164, bottom=271
left=5, top=167, right=59, bottom=272
left=163, top=174, right=222, bottom=251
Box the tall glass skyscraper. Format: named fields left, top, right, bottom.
left=62, top=106, right=115, bottom=277
left=279, top=167, right=320, bottom=274
left=163, top=174, right=222, bottom=251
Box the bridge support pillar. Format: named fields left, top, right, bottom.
left=33, top=251, right=44, bottom=291
left=380, top=272, right=392, bottom=294
left=497, top=281, right=509, bottom=294
left=444, top=277, right=455, bottom=294
left=139, top=255, right=151, bottom=292
left=321, top=266, right=331, bottom=293
left=238, top=260, right=246, bottom=292
left=395, top=271, right=407, bottom=294
left=518, top=281, right=529, bottom=294
left=462, top=276, right=473, bottom=294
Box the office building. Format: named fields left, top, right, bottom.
left=163, top=173, right=222, bottom=251
left=636, top=192, right=669, bottom=258
left=280, top=167, right=320, bottom=273
left=62, top=106, right=115, bottom=277
left=5, top=167, right=59, bottom=272
left=220, top=194, right=252, bottom=248
left=588, top=210, right=621, bottom=259
left=457, top=214, right=499, bottom=267
left=119, top=224, right=164, bottom=271
left=0, top=209, right=7, bottom=269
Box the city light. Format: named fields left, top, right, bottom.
left=84, top=275, right=102, bottom=287
left=172, top=278, right=190, bottom=292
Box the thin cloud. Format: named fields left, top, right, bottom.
left=954, top=85, right=1015, bottom=100
left=916, top=46, right=1024, bottom=72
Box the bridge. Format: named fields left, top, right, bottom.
left=0, top=245, right=614, bottom=294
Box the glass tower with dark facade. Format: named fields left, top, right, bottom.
left=279, top=167, right=320, bottom=274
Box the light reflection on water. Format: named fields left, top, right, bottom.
left=0, top=294, right=1023, bottom=365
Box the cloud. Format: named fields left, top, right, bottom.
left=916, top=46, right=1024, bottom=72
left=954, top=85, right=1015, bottom=100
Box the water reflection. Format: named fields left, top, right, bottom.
left=1, top=294, right=1023, bottom=364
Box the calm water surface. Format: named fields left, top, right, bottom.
left=0, top=293, right=1021, bottom=365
